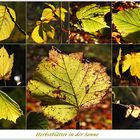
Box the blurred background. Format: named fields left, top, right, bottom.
left=27, top=44, right=112, bottom=129
left=0, top=87, right=26, bottom=129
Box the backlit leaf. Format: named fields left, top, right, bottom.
left=41, top=8, right=55, bottom=22
left=0, top=46, right=14, bottom=80
left=55, top=7, right=67, bottom=22
left=76, top=4, right=110, bottom=33
left=125, top=105, right=140, bottom=118
left=28, top=48, right=111, bottom=124
left=31, top=23, right=55, bottom=44
left=115, top=48, right=122, bottom=77
left=113, top=8, right=140, bottom=43
left=0, top=90, right=23, bottom=123
left=0, top=5, right=16, bottom=41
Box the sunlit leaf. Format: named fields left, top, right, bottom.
left=55, top=7, right=67, bottom=22
left=31, top=22, right=55, bottom=44
left=76, top=4, right=110, bottom=33
left=113, top=8, right=140, bottom=43
left=125, top=105, right=140, bottom=118
left=122, top=54, right=131, bottom=73
left=0, top=46, right=14, bottom=80
left=40, top=8, right=55, bottom=22
left=115, top=48, right=122, bottom=77
left=0, top=5, right=16, bottom=41
left=0, top=90, right=23, bottom=123
left=28, top=48, right=111, bottom=124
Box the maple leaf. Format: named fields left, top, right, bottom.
left=28, top=48, right=111, bottom=124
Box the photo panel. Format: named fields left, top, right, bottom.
left=69, top=2, right=111, bottom=44
left=27, top=2, right=69, bottom=44
left=113, top=87, right=140, bottom=129
left=0, top=87, right=26, bottom=129
left=112, top=2, right=140, bottom=44
left=0, top=45, right=26, bottom=86
left=112, top=44, right=140, bottom=86
left=27, top=44, right=112, bottom=129
left=0, top=2, right=26, bottom=43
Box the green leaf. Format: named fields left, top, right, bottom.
left=0, top=90, right=23, bottom=123
left=113, top=8, right=140, bottom=42
left=76, top=4, right=110, bottom=33
left=0, top=5, right=16, bottom=41
left=27, top=112, right=48, bottom=129
left=28, top=48, right=111, bottom=124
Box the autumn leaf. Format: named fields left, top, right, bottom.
left=28, top=48, right=111, bottom=124
left=115, top=48, right=122, bottom=77
left=125, top=105, right=140, bottom=118
left=122, top=52, right=140, bottom=79
left=76, top=4, right=110, bottom=33
left=31, top=22, right=55, bottom=44
left=0, top=5, right=16, bottom=41
left=113, top=8, right=140, bottom=43
left=0, top=90, right=23, bottom=123
left=0, top=46, right=14, bottom=80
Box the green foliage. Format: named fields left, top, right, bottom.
left=27, top=112, right=48, bottom=129
left=113, top=8, right=140, bottom=43
left=0, top=5, right=16, bottom=41
left=76, top=4, right=110, bottom=33
left=0, top=90, right=23, bottom=123
left=28, top=48, right=111, bottom=124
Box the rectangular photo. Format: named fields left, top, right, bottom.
left=27, top=44, right=112, bottom=129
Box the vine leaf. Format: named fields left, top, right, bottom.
left=0, top=90, right=23, bottom=123
left=28, top=48, right=111, bottom=124
left=0, top=46, right=14, bottom=80
left=76, top=4, right=110, bottom=33
left=0, top=5, right=16, bottom=41
left=113, top=8, right=140, bottom=42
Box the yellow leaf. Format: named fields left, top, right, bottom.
left=130, top=53, right=140, bottom=79
left=31, top=25, right=47, bottom=44
left=28, top=48, right=111, bottom=124
left=0, top=90, right=23, bottom=123
left=46, top=3, right=55, bottom=11
left=41, top=8, right=55, bottom=22
left=125, top=105, right=140, bottom=118
left=31, top=23, right=55, bottom=44
left=115, top=48, right=122, bottom=77
left=0, top=47, right=14, bottom=80
left=55, top=8, right=67, bottom=22
left=0, top=5, right=16, bottom=41
left=122, top=52, right=140, bottom=79
left=122, top=54, right=131, bottom=73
